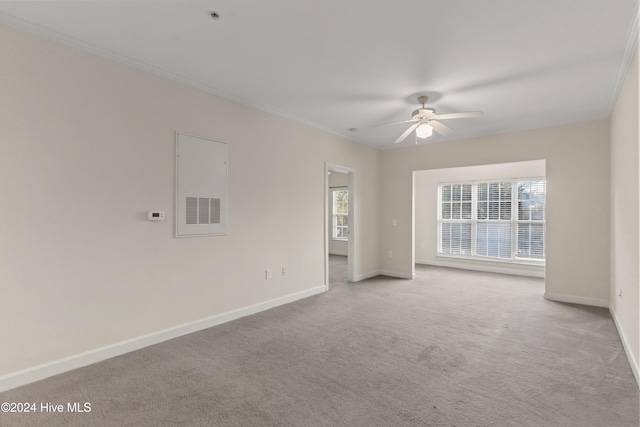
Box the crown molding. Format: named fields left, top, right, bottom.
left=606, top=1, right=640, bottom=113
left=0, top=13, right=360, bottom=145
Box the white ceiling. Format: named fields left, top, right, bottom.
left=1, top=0, right=638, bottom=149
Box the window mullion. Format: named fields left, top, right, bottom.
left=511, top=179, right=517, bottom=259
left=437, top=184, right=442, bottom=253
left=471, top=183, right=477, bottom=255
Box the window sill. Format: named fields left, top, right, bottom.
left=332, top=238, right=348, bottom=242
left=436, top=253, right=545, bottom=267
left=420, top=256, right=544, bottom=278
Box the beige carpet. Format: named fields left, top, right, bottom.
left=1, top=256, right=638, bottom=426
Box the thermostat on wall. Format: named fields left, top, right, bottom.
left=148, top=211, right=165, bottom=221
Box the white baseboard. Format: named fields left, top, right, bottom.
left=353, top=271, right=380, bottom=282
left=328, top=251, right=348, bottom=256
left=609, top=306, right=640, bottom=388
left=379, top=270, right=414, bottom=279
left=543, top=292, right=609, bottom=308
left=0, top=285, right=326, bottom=393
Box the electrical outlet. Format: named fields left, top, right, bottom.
left=265, top=269, right=272, bottom=280
left=282, top=267, right=287, bottom=276
left=388, top=250, right=393, bottom=258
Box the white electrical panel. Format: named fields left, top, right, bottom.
left=176, top=132, right=228, bottom=237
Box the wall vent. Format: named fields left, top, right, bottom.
left=185, top=197, right=221, bottom=225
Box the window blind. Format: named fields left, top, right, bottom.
left=438, top=179, right=545, bottom=263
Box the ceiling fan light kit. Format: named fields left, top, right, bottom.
left=415, top=124, right=433, bottom=138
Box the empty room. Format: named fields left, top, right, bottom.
left=1, top=1, right=639, bottom=426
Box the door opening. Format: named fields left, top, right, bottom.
left=325, top=163, right=355, bottom=288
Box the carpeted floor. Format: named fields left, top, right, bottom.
left=1, top=255, right=638, bottom=426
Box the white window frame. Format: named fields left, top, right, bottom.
left=515, top=179, right=546, bottom=260
left=332, top=187, right=349, bottom=241
left=437, top=178, right=545, bottom=265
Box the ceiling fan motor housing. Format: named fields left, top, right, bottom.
left=412, top=108, right=435, bottom=119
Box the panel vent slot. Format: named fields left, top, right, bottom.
left=186, top=197, right=198, bottom=224
left=198, top=198, right=210, bottom=224
left=210, top=198, right=221, bottom=224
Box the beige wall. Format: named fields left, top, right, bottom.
left=0, top=24, right=379, bottom=377
left=414, top=160, right=545, bottom=277
left=380, top=120, right=611, bottom=304
left=610, top=47, right=640, bottom=379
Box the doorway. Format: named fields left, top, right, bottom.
left=325, top=163, right=355, bottom=288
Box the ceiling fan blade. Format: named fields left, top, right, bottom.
left=430, top=120, right=453, bottom=136
left=394, top=122, right=420, bottom=144
left=372, top=118, right=418, bottom=128
left=435, top=111, right=484, bottom=120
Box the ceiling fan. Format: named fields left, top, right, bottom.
left=375, top=96, right=483, bottom=144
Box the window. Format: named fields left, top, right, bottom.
left=517, top=180, right=546, bottom=259
left=438, top=179, right=545, bottom=262
left=333, top=188, right=349, bottom=240
left=440, top=184, right=472, bottom=255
